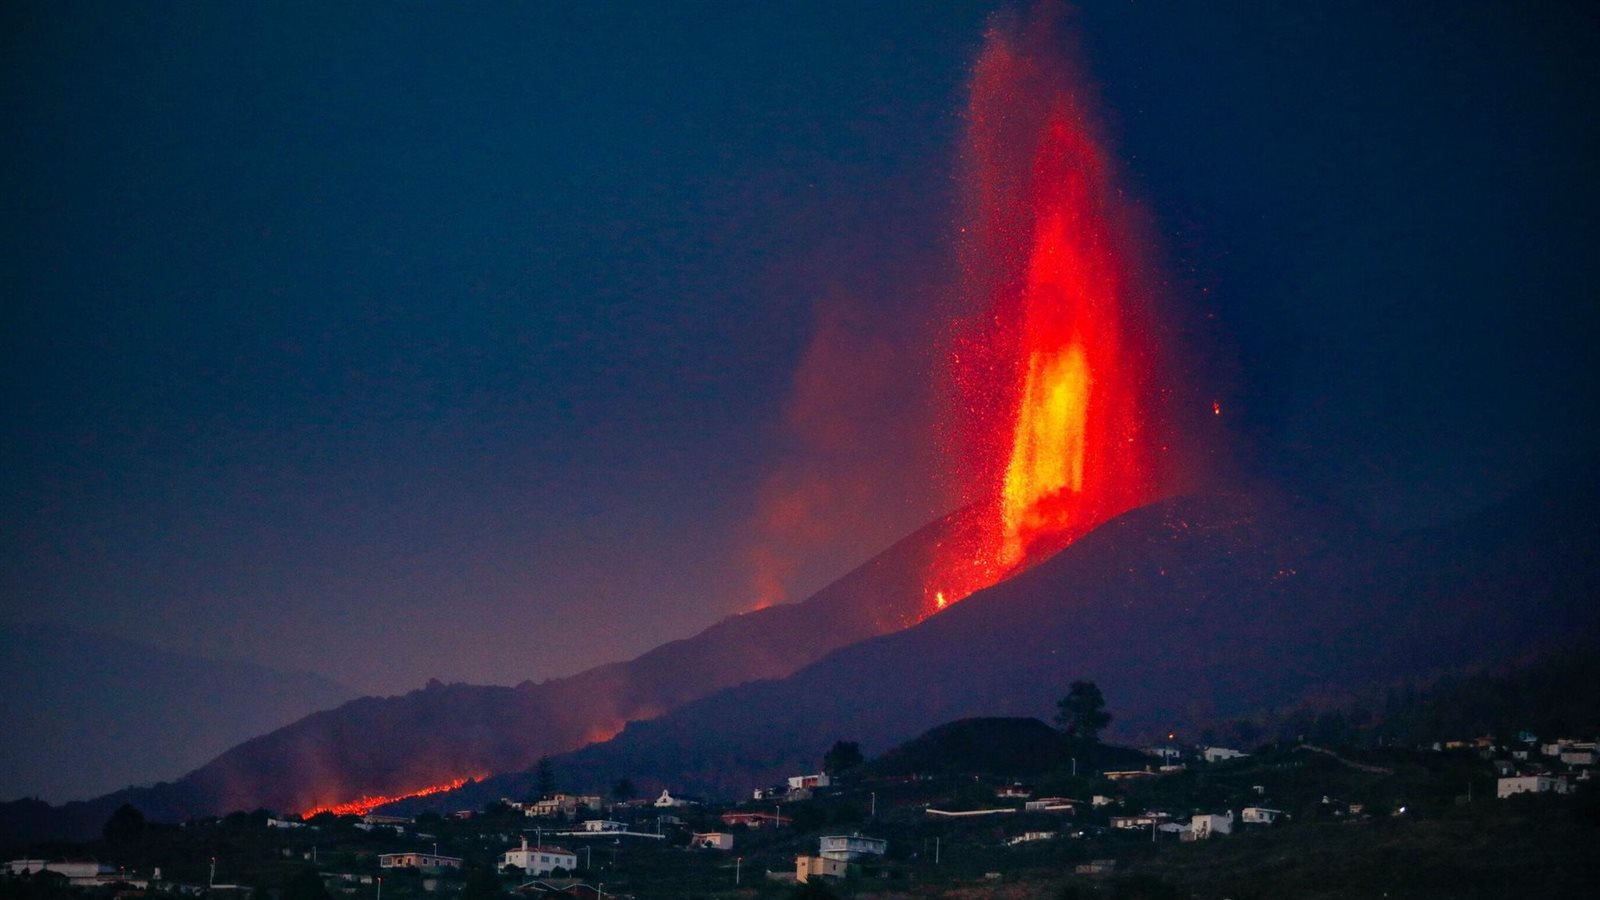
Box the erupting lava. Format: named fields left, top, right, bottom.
left=927, top=4, right=1163, bottom=612
left=301, top=776, right=475, bottom=819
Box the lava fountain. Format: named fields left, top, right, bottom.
left=927, top=4, right=1170, bottom=611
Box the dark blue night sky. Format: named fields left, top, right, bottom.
left=3, top=1, right=1595, bottom=697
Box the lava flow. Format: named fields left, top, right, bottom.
left=926, top=4, right=1165, bottom=612
left=300, top=776, right=475, bottom=819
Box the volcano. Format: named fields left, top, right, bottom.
left=410, top=463, right=1600, bottom=806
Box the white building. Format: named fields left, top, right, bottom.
left=2, top=861, right=120, bottom=886
left=818, top=834, right=887, bottom=861
left=1559, top=749, right=1598, bottom=767
left=1497, top=775, right=1572, bottom=799
left=690, top=832, right=733, bottom=850
left=788, top=773, right=831, bottom=791
left=579, top=820, right=626, bottom=833
left=1110, top=813, right=1169, bottom=830
left=1024, top=797, right=1075, bottom=813
left=1241, top=807, right=1284, bottom=824
left=1188, top=811, right=1233, bottom=839
left=378, top=853, right=462, bottom=870
left=1201, top=747, right=1247, bottom=763
left=499, top=837, right=576, bottom=876
left=653, top=789, right=700, bottom=808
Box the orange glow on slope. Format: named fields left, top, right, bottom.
left=925, top=5, right=1163, bottom=615
left=301, top=776, right=475, bottom=818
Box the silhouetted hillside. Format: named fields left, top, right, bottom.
left=865, top=717, right=1145, bottom=778
left=0, top=504, right=989, bottom=840
left=456, top=470, right=1598, bottom=803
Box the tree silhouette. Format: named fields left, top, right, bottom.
left=822, top=740, right=863, bottom=776
left=102, top=803, right=145, bottom=843
left=1055, top=680, right=1112, bottom=745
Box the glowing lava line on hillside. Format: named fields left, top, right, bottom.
left=926, top=4, right=1164, bottom=613
left=301, top=776, right=475, bottom=818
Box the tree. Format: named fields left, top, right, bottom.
left=102, top=803, right=145, bottom=843
left=1055, top=680, right=1112, bottom=745
left=534, top=757, right=556, bottom=799
left=611, top=778, right=637, bottom=802
left=823, top=740, right=864, bottom=776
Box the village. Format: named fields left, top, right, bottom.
left=4, top=719, right=1597, bottom=900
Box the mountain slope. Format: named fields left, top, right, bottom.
left=0, top=503, right=988, bottom=842
left=453, top=473, right=1598, bottom=803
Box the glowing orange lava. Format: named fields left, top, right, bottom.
left=301, top=776, right=475, bottom=819
left=926, top=4, right=1163, bottom=614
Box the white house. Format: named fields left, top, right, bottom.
left=690, top=832, right=733, bottom=850
left=1201, top=747, right=1247, bottom=763
left=788, top=773, right=831, bottom=791
left=499, top=838, right=576, bottom=876
left=1110, top=813, right=1169, bottom=830
left=1241, top=807, right=1284, bottom=825
left=818, top=834, right=887, bottom=861
left=653, top=789, right=700, bottom=808
left=1188, top=811, right=1234, bottom=839
left=378, top=853, right=462, bottom=871
left=1497, top=775, right=1572, bottom=799
left=4, top=861, right=113, bottom=883
left=579, top=820, right=626, bottom=833
left=1023, top=797, right=1075, bottom=813
left=1560, top=749, right=1598, bottom=767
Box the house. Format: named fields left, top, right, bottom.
left=363, top=814, right=413, bottom=826
left=719, top=812, right=790, bottom=829
left=1023, top=797, right=1075, bottom=813
left=527, top=795, right=602, bottom=818
left=690, top=832, right=733, bottom=851
left=578, top=820, right=626, bottom=833
left=1091, top=795, right=1115, bottom=807
left=1103, top=769, right=1157, bottom=781
left=818, top=834, right=887, bottom=861
left=1187, top=811, right=1233, bottom=840
left=266, top=818, right=305, bottom=829
left=1006, top=831, right=1057, bottom=845
left=1241, top=807, right=1285, bottom=825
left=787, top=773, right=831, bottom=791
left=1201, top=746, right=1247, bottom=763
left=796, top=856, right=847, bottom=884
left=3, top=861, right=116, bottom=885
left=1497, top=775, right=1572, bottom=798
left=499, top=838, right=576, bottom=876
left=1074, top=860, right=1116, bottom=877
left=378, top=853, right=462, bottom=871
left=1559, top=749, right=1598, bottom=767
left=1110, top=813, right=1169, bottom=830
left=653, top=789, right=701, bottom=808
left=996, top=784, right=1032, bottom=799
